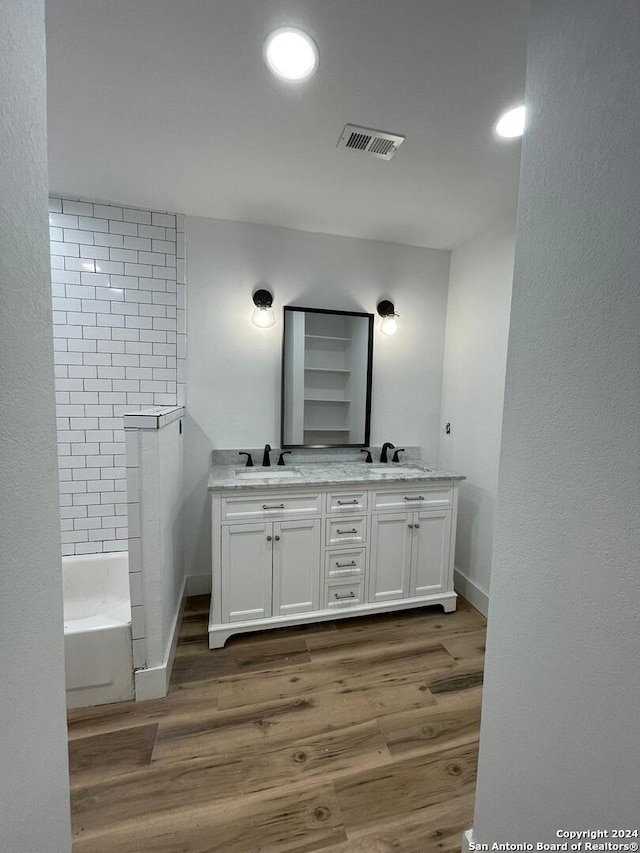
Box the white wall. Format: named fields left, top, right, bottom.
left=0, top=1, right=72, bottom=849
left=472, top=0, right=640, bottom=840
left=184, top=216, right=450, bottom=577
left=440, top=220, right=515, bottom=612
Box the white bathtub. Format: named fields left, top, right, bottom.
left=63, top=552, right=134, bottom=709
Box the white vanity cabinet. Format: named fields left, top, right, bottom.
left=209, top=477, right=459, bottom=648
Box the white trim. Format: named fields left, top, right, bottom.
left=454, top=567, right=489, bottom=617
left=462, top=828, right=474, bottom=853
left=209, top=590, right=458, bottom=648
left=185, top=573, right=212, bottom=596
left=134, top=575, right=187, bottom=701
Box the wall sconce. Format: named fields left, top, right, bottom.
left=251, top=288, right=276, bottom=328
left=377, top=300, right=399, bottom=335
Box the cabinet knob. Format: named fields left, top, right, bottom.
left=408, top=523, right=414, bottom=529
left=415, top=523, right=420, bottom=529
left=266, top=535, right=272, bottom=541
left=274, top=535, right=280, bottom=541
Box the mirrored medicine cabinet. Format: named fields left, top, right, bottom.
left=281, top=306, right=374, bottom=448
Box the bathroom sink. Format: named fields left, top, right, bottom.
left=235, top=468, right=302, bottom=480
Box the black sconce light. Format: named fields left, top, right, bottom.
left=251, top=288, right=275, bottom=328
left=377, top=299, right=399, bottom=335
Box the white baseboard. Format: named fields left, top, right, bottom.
left=454, top=568, right=489, bottom=618
left=135, top=575, right=187, bottom=702
left=185, top=573, right=212, bottom=596
left=462, top=828, right=474, bottom=853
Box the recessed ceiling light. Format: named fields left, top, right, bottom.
left=495, top=105, right=526, bottom=139
left=263, top=27, right=319, bottom=81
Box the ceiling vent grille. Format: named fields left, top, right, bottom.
left=337, top=124, right=405, bottom=161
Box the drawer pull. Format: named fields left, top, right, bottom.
left=336, top=560, right=357, bottom=568
left=404, top=496, right=425, bottom=502
left=266, top=535, right=272, bottom=541
left=334, top=591, right=356, bottom=600
left=337, top=528, right=358, bottom=534
left=263, top=503, right=285, bottom=510
left=337, top=499, right=359, bottom=505
left=274, top=535, right=280, bottom=541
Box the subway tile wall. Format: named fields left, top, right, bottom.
left=50, top=198, right=187, bottom=556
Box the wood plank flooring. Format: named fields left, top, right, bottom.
left=67, top=596, right=486, bottom=853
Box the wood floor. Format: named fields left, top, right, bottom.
left=67, top=596, right=486, bottom=853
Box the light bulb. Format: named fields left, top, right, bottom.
left=264, top=28, right=319, bottom=81
left=251, top=305, right=276, bottom=328
left=380, top=315, right=398, bottom=336
left=495, top=105, right=526, bottom=139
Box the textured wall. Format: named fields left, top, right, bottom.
left=0, top=1, right=72, bottom=849
left=50, top=199, right=186, bottom=555
left=473, top=0, right=640, bottom=839
left=440, top=219, right=515, bottom=608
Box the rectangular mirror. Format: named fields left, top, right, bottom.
left=281, top=307, right=374, bottom=448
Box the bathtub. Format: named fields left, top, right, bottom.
left=63, top=552, right=134, bottom=709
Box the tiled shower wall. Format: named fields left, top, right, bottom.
left=50, top=198, right=186, bottom=556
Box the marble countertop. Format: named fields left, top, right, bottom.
left=208, top=461, right=465, bottom=492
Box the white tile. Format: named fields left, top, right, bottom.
left=109, top=220, right=138, bottom=236
left=138, top=277, right=166, bottom=292
left=52, top=269, right=81, bottom=284
left=50, top=255, right=65, bottom=269
left=110, top=248, right=138, bottom=263
left=151, top=240, right=175, bottom=255
left=49, top=198, right=62, bottom=213
left=113, top=379, right=140, bottom=392
left=138, top=224, right=165, bottom=239
left=129, top=572, right=144, bottom=606
left=112, top=328, right=140, bottom=341
left=140, top=355, right=166, bottom=368
left=131, top=605, right=146, bottom=640
left=69, top=416, right=98, bottom=429
left=78, top=216, right=109, bottom=232
left=113, top=353, right=140, bottom=367
left=81, top=299, right=111, bottom=313
left=51, top=241, right=80, bottom=257
left=81, top=272, right=110, bottom=287
left=62, top=200, right=93, bottom=216
left=128, top=502, right=141, bottom=538
left=88, top=503, right=115, bottom=517
left=151, top=291, right=176, bottom=306
left=176, top=259, right=186, bottom=284
left=67, top=340, right=97, bottom=353
left=65, top=283, right=94, bottom=299
left=127, top=367, right=153, bottom=380
left=124, top=263, right=152, bottom=277
left=153, top=266, right=177, bottom=280
left=139, top=251, right=165, bottom=266
left=124, top=236, right=152, bottom=251
left=124, top=208, right=152, bottom=225
left=125, top=289, right=152, bottom=303
left=61, top=529, right=89, bottom=544
left=151, top=212, right=175, bottom=228
left=50, top=226, right=63, bottom=242
left=83, top=352, right=113, bottom=365
left=177, top=232, right=186, bottom=258
left=126, top=316, right=153, bottom=329
left=125, top=341, right=153, bottom=354
left=94, top=260, right=124, bottom=275
left=84, top=379, right=113, bottom=392
left=79, top=245, right=110, bottom=260
left=97, top=365, right=125, bottom=379
left=132, top=638, right=147, bottom=669
left=95, top=286, right=125, bottom=302
left=94, top=204, right=123, bottom=221
left=97, top=340, right=125, bottom=354
left=94, top=232, right=124, bottom=248
left=126, top=465, right=140, bottom=502
left=82, top=327, right=112, bottom=340
left=63, top=229, right=95, bottom=245
left=97, top=313, right=125, bottom=328
left=110, top=275, right=139, bottom=289
left=74, top=542, right=103, bottom=555
left=50, top=212, right=78, bottom=228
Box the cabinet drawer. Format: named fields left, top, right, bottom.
left=326, top=490, right=368, bottom=514
left=324, top=547, right=366, bottom=580
left=373, top=486, right=452, bottom=512
left=325, top=515, right=367, bottom=546
left=324, top=578, right=365, bottom=609
left=221, top=492, right=321, bottom=522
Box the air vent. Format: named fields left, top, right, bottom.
left=337, top=124, right=405, bottom=161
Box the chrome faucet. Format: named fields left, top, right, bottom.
left=380, top=442, right=395, bottom=463
left=262, top=444, right=271, bottom=467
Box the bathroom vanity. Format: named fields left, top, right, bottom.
left=208, top=462, right=464, bottom=648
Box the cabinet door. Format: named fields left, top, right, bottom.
left=410, top=510, right=451, bottom=598
left=221, top=523, right=273, bottom=622
left=272, top=518, right=321, bottom=617
left=369, top=512, right=412, bottom=602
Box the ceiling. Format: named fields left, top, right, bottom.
left=45, top=0, right=529, bottom=251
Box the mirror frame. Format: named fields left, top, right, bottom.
left=280, top=306, right=374, bottom=449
